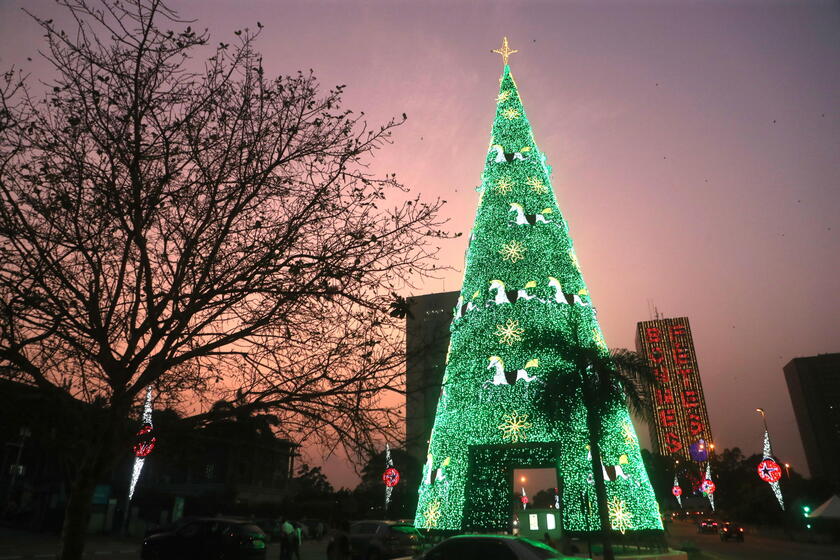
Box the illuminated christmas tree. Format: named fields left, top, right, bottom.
left=414, top=39, right=663, bottom=534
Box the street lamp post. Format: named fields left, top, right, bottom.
left=784, top=463, right=791, bottom=478
left=756, top=407, right=785, bottom=510
left=756, top=408, right=769, bottom=434
left=756, top=407, right=775, bottom=455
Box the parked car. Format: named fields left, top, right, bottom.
left=339, top=520, right=423, bottom=560
left=141, top=517, right=267, bottom=560
left=697, top=518, right=718, bottom=534
left=422, top=535, right=563, bottom=560
left=719, top=521, right=745, bottom=542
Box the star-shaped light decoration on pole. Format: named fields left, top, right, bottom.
left=702, top=463, right=716, bottom=511
left=128, top=386, right=154, bottom=501
left=672, top=474, right=683, bottom=508
left=756, top=408, right=784, bottom=510
left=492, top=36, right=519, bottom=66
left=382, top=443, right=400, bottom=510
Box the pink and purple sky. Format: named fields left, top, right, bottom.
left=2, top=0, right=838, bottom=492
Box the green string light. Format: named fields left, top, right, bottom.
left=414, top=61, right=663, bottom=534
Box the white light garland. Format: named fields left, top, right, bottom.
left=385, top=443, right=393, bottom=509
left=705, top=463, right=715, bottom=511
left=762, top=430, right=785, bottom=510
left=128, top=386, right=153, bottom=501
left=673, top=474, right=682, bottom=508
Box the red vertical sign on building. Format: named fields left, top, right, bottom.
left=636, top=317, right=714, bottom=461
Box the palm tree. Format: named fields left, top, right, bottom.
left=539, top=346, right=657, bottom=560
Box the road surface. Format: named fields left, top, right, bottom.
left=667, top=519, right=840, bottom=560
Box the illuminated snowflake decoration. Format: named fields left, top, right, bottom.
left=499, top=240, right=526, bottom=263
left=622, top=422, right=637, bottom=445
left=568, top=248, right=581, bottom=270
left=501, top=107, right=521, bottom=120
left=497, top=90, right=512, bottom=103
left=608, top=497, right=634, bottom=534
left=498, top=411, right=532, bottom=443
left=423, top=500, right=442, bottom=527
left=526, top=176, right=548, bottom=194
left=495, top=319, right=524, bottom=346
left=494, top=176, right=514, bottom=194
left=593, top=329, right=608, bottom=350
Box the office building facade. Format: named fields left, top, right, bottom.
left=636, top=317, right=714, bottom=462
left=404, top=291, right=459, bottom=462
left=784, top=353, right=840, bottom=486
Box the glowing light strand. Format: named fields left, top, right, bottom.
left=385, top=443, right=393, bottom=508
left=128, top=386, right=153, bottom=501
left=704, top=463, right=715, bottom=511
left=762, top=429, right=785, bottom=510
left=672, top=474, right=682, bottom=508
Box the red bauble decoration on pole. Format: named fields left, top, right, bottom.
left=757, top=459, right=782, bottom=483
left=672, top=485, right=682, bottom=498
left=520, top=495, right=529, bottom=505
left=133, top=424, right=156, bottom=458
left=700, top=478, right=716, bottom=494
left=382, top=467, right=400, bottom=488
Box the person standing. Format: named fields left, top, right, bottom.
left=279, top=518, right=295, bottom=560
left=291, top=522, right=302, bottom=560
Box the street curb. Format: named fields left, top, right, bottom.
left=0, top=550, right=137, bottom=560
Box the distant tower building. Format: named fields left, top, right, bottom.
left=783, top=353, right=840, bottom=486
left=636, top=317, right=714, bottom=462
left=405, top=291, right=459, bottom=462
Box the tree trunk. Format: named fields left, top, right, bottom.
left=59, top=405, right=127, bottom=560
left=59, top=462, right=100, bottom=560
left=587, top=407, right=615, bottom=560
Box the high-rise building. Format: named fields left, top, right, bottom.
left=405, top=291, right=459, bottom=462
left=783, top=353, right=840, bottom=486
left=636, top=317, right=714, bottom=463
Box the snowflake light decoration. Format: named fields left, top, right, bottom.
left=608, top=497, right=634, bottom=534
left=499, top=240, right=526, bottom=263
left=568, top=248, right=581, bottom=270
left=495, top=319, right=524, bottom=346
left=501, top=107, right=521, bottom=120
left=497, top=90, right=512, bottom=103
left=526, top=176, right=548, bottom=194
left=423, top=500, right=442, bottom=527
left=593, top=329, right=608, bottom=350
left=622, top=422, right=637, bottom=445
left=494, top=176, right=513, bottom=194
left=498, top=411, right=532, bottom=443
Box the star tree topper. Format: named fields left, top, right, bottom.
left=492, top=37, right=519, bottom=66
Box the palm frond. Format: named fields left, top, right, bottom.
left=607, top=348, right=657, bottom=421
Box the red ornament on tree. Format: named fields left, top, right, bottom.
left=133, top=424, right=156, bottom=458
left=757, top=459, right=782, bottom=483
left=672, top=485, right=682, bottom=498
left=700, top=478, right=716, bottom=494
left=382, top=467, right=400, bottom=488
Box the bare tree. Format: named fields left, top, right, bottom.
left=0, top=1, right=447, bottom=558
